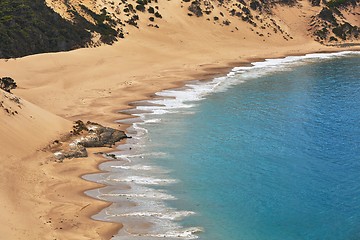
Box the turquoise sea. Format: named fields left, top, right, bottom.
left=85, top=52, right=360, bottom=240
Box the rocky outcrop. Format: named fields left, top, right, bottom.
left=75, top=121, right=128, bottom=148
left=52, top=120, right=128, bottom=161
left=54, top=143, right=88, bottom=160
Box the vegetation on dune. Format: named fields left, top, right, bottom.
left=325, top=0, right=359, bottom=7
left=0, top=0, right=358, bottom=58
left=78, top=5, right=119, bottom=43
left=0, top=0, right=90, bottom=58
left=311, top=0, right=359, bottom=43
left=182, top=0, right=358, bottom=44
left=0, top=0, right=119, bottom=59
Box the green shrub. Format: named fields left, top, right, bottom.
left=0, top=0, right=93, bottom=58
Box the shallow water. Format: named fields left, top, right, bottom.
left=85, top=52, right=360, bottom=240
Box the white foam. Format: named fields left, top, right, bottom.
left=110, top=165, right=154, bottom=171
left=102, top=192, right=176, bottom=200
left=133, top=123, right=148, bottom=134
left=123, top=52, right=360, bottom=122
left=111, top=226, right=203, bottom=240
left=113, top=210, right=195, bottom=220
left=138, top=227, right=203, bottom=239
left=110, top=175, right=177, bottom=185
left=117, top=152, right=167, bottom=159
left=143, top=118, right=162, bottom=123
left=232, top=51, right=359, bottom=77
left=116, top=156, right=132, bottom=163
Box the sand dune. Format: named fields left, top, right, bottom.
left=0, top=90, right=120, bottom=239
left=0, top=90, right=70, bottom=158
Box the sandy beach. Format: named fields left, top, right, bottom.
left=0, top=0, right=359, bottom=238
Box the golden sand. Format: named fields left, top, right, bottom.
left=0, top=1, right=359, bottom=239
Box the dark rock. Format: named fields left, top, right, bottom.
left=55, top=144, right=88, bottom=160
left=104, top=153, right=117, bottom=159
left=53, top=120, right=128, bottom=160
left=77, top=121, right=128, bottom=148
left=72, top=120, right=88, bottom=135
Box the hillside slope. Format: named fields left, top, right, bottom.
left=0, top=0, right=358, bottom=58
left=43, top=0, right=360, bottom=46
left=0, top=90, right=121, bottom=240
left=0, top=0, right=119, bottom=58
left=0, top=89, right=72, bottom=239
left=0, top=89, right=70, bottom=158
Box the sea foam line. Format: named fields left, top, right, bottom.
left=112, top=210, right=195, bottom=221
left=101, top=192, right=176, bottom=200
left=109, top=176, right=177, bottom=185
left=125, top=52, right=360, bottom=118
left=89, top=51, right=359, bottom=240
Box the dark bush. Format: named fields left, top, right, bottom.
left=318, top=7, right=337, bottom=24
left=154, top=11, right=162, bottom=18
left=188, top=1, right=203, bottom=17
left=0, top=1, right=120, bottom=58
left=332, top=22, right=359, bottom=39
left=0, top=77, right=17, bottom=93
left=148, top=6, right=155, bottom=14
left=136, top=4, right=146, bottom=12
left=250, top=1, right=262, bottom=10
left=310, top=0, right=321, bottom=6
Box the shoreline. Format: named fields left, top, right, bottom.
left=87, top=49, right=360, bottom=239
left=117, top=50, right=360, bottom=128
left=0, top=42, right=359, bottom=239
left=118, top=49, right=360, bottom=239
left=115, top=48, right=360, bottom=126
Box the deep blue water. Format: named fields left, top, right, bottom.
left=139, top=55, right=360, bottom=240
